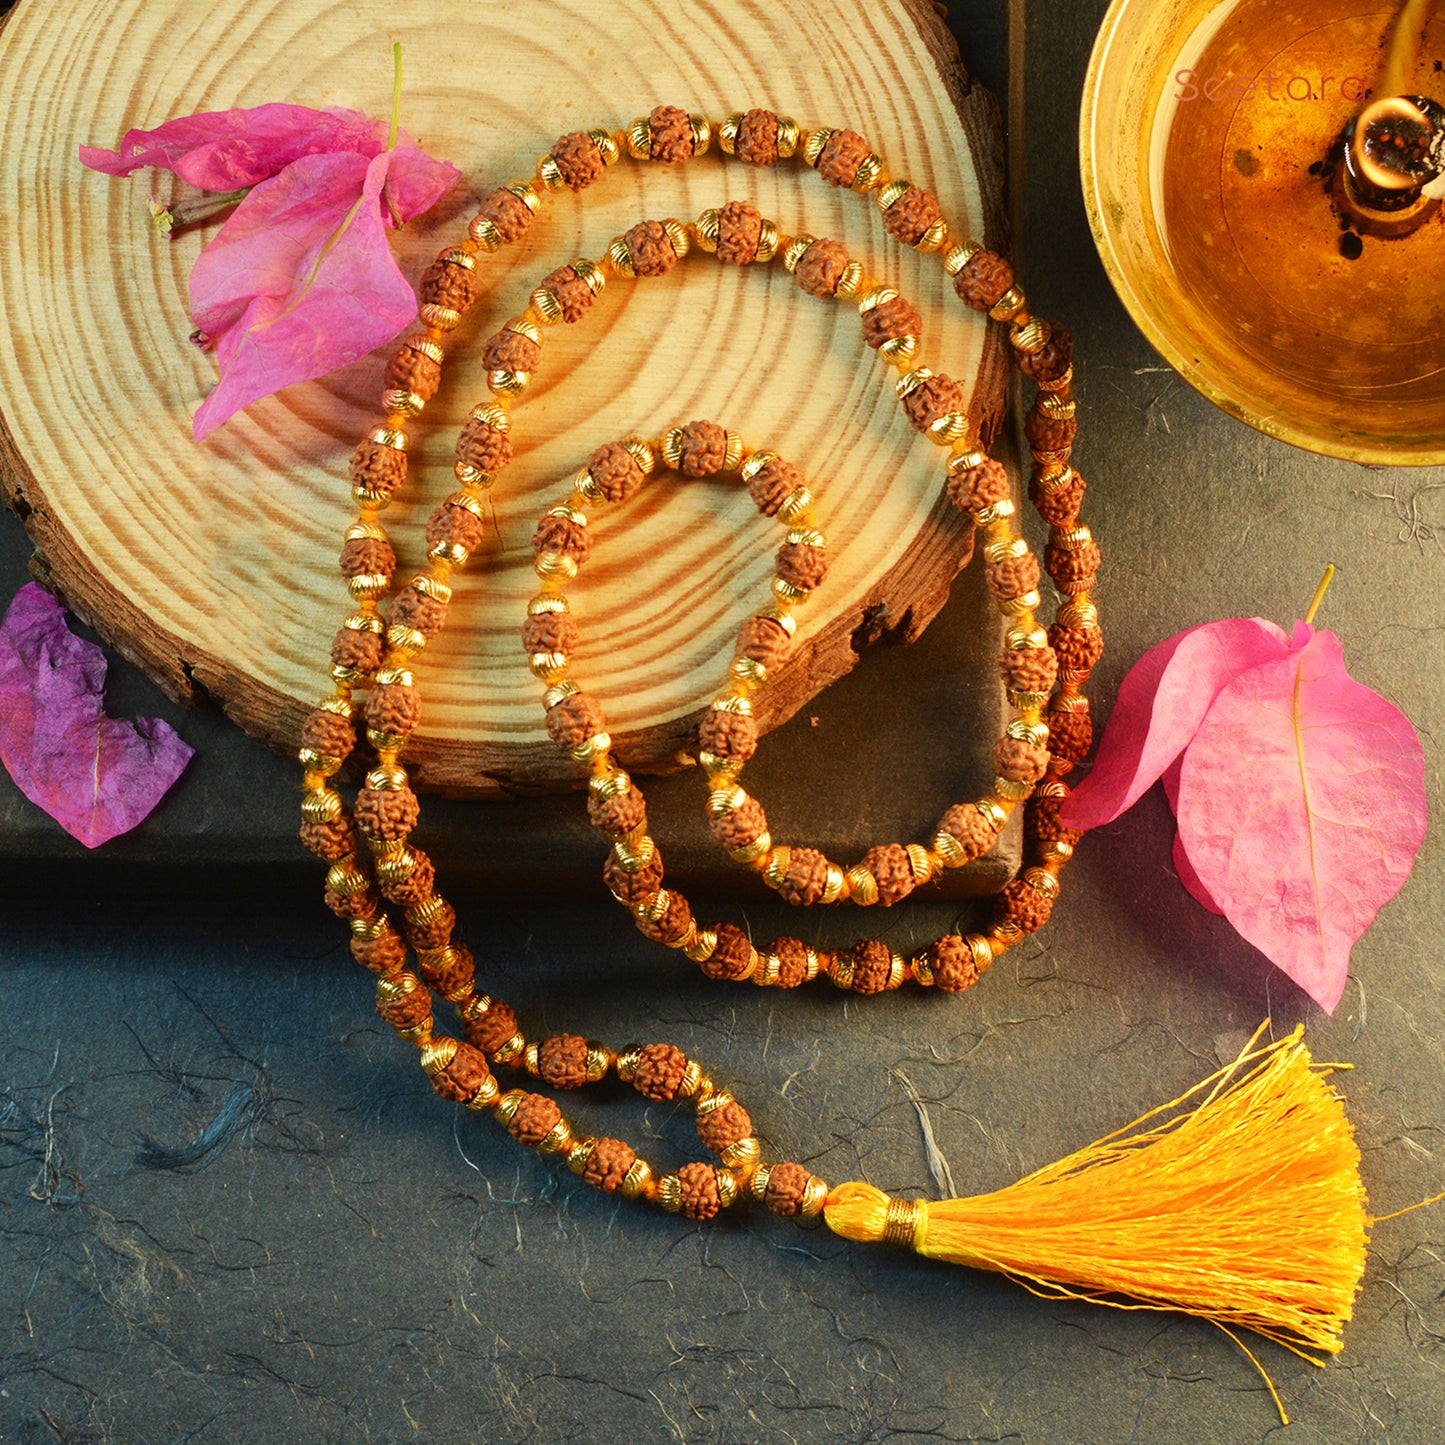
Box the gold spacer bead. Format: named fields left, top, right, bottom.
left=537, top=1119, right=574, bottom=1155
left=612, top=835, right=656, bottom=875
left=529, top=287, right=564, bottom=325
left=1007, top=623, right=1049, bottom=651
left=707, top=784, right=746, bottom=820
left=1024, top=866, right=1061, bottom=900
left=585, top=1044, right=613, bottom=1082
left=1012, top=318, right=1050, bottom=354
left=820, top=866, right=846, bottom=907
left=1057, top=597, right=1100, bottom=630
left=975, top=498, right=1016, bottom=527
left=750, top=1162, right=773, bottom=1201
left=346, top=573, right=390, bottom=602
left=802, top=126, right=832, bottom=167
left=367, top=425, right=407, bottom=451
left=1009, top=718, right=1051, bottom=750
left=990, top=285, right=1028, bottom=321
left=715, top=1169, right=741, bottom=1209
left=693, top=208, right=720, bottom=253
left=877, top=333, right=919, bottom=365
left=683, top=928, right=718, bottom=964
left=418, top=303, right=461, bottom=331
left=615, top=1044, right=643, bottom=1082
left=947, top=447, right=989, bottom=476
left=688, top=115, right=712, bottom=155
left=778, top=487, right=814, bottom=525
left=468, top=215, right=503, bottom=251
left=381, top=388, right=424, bottom=418
left=718, top=114, right=741, bottom=154
left=622, top=1158, right=654, bottom=1200
left=877, top=179, right=911, bottom=212
left=1039, top=392, right=1077, bottom=421
left=301, top=788, right=343, bottom=824
left=419, top=1036, right=459, bottom=1077
left=731, top=832, right=772, bottom=865
left=912, top=951, right=936, bottom=987
left=606, top=235, right=635, bottom=277
left=625, top=117, right=652, bottom=159
left=534, top=551, right=579, bottom=582
left=754, top=219, right=781, bottom=264
left=678, top=1060, right=706, bottom=1100
left=835, top=261, right=867, bottom=299
left=324, top=859, right=369, bottom=897
left=763, top=846, right=792, bottom=889
left=775, top=116, right=801, bottom=157
left=567, top=1137, right=598, bottom=1174
left=800, top=1176, right=830, bottom=1218
left=468, top=400, right=512, bottom=432
left=387, top=623, right=426, bottom=653
left=931, top=830, right=966, bottom=868
left=995, top=775, right=1035, bottom=801
left=486, top=368, right=528, bottom=397
left=590, top=127, right=620, bottom=165
left=999, top=590, right=1043, bottom=618
left=985, top=535, right=1028, bottom=566
left=1052, top=523, right=1093, bottom=550
left=845, top=863, right=879, bottom=906
left=857, top=284, right=896, bottom=314
left=852, top=152, right=885, bottom=191
left=570, top=732, right=611, bottom=765
left=492, top=1033, right=527, bottom=1065
left=927, top=413, right=971, bottom=445
left=722, top=430, right=745, bottom=470
left=536, top=153, right=566, bottom=191
left=529, top=652, right=568, bottom=682
left=977, top=798, right=1011, bottom=832
left=772, top=576, right=809, bottom=604
left=729, top=656, right=767, bottom=687
left=657, top=1174, right=683, bottom=1212
left=906, top=844, right=936, bottom=884
left=942, top=241, right=980, bottom=275
left=781, top=234, right=815, bottom=273
left=465, top=1075, right=500, bottom=1111
left=1007, top=688, right=1051, bottom=712
left=965, top=932, right=996, bottom=975
left=894, top=366, right=931, bottom=401
left=1039, top=839, right=1075, bottom=865
left=720, top=1136, right=762, bottom=1173
left=917, top=216, right=950, bottom=252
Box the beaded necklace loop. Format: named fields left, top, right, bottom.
left=297, top=105, right=1101, bottom=1222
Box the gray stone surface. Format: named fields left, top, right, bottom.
left=2, top=2, right=1443, bottom=1442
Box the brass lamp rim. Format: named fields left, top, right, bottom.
left=1079, top=0, right=1445, bottom=468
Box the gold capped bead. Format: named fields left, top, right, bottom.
left=990, top=285, right=1028, bottom=322
left=845, top=863, right=879, bottom=906
left=1039, top=393, right=1077, bottom=421
left=465, top=1075, right=501, bottom=1111
left=469, top=400, right=511, bottom=432
left=975, top=499, right=1016, bottom=526
left=386, top=623, right=426, bottom=653
left=711, top=694, right=753, bottom=717
left=857, top=284, right=896, bottom=314
left=851, top=152, right=884, bottom=191
left=835, top=261, right=867, bottom=298
left=720, top=1137, right=762, bottom=1173
left=683, top=928, right=718, bottom=964
left=977, top=798, right=1011, bottom=831
left=786, top=526, right=825, bottom=550
left=738, top=449, right=774, bottom=483
left=760, top=605, right=797, bottom=636
left=820, top=865, right=846, bottom=905
left=995, top=775, right=1035, bottom=801
left=493, top=1090, right=525, bottom=1129
left=715, top=1169, right=740, bottom=1209
left=468, top=215, right=503, bottom=251
left=301, top=788, right=343, bottom=824
left=927, top=413, right=970, bottom=445
left=877, top=179, right=912, bottom=212
left=367, top=426, right=407, bottom=451
left=1008, top=718, right=1051, bottom=750
left=571, top=257, right=606, bottom=296
left=778, top=487, right=814, bottom=525
left=660, top=427, right=683, bottom=470
left=534, top=551, right=579, bottom=582
left=802, top=126, right=832, bottom=167
left=375, top=847, right=419, bottom=888
left=537, top=153, right=566, bottom=191
left=419, top=1037, right=459, bottom=1076
left=729, top=656, right=767, bottom=688
left=753, top=220, right=781, bottom=264
left=717, top=113, right=741, bottom=153
left=917, top=216, right=949, bottom=252
left=906, top=844, right=936, bottom=884
left=1024, top=866, right=1062, bottom=900
left=568, top=1137, right=598, bottom=1174
left=298, top=747, right=343, bottom=775
left=418, top=303, right=461, bottom=331
left=722, top=429, right=744, bottom=470
left=894, top=367, right=931, bottom=401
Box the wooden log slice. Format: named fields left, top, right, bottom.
left=0, top=0, right=1008, bottom=798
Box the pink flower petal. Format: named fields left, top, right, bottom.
left=1161, top=758, right=1224, bottom=914
left=0, top=584, right=193, bottom=848
left=1060, top=617, right=1292, bottom=829
left=379, top=145, right=463, bottom=228
left=79, top=102, right=391, bottom=189
left=1176, top=629, right=1427, bottom=1012
left=188, top=149, right=438, bottom=440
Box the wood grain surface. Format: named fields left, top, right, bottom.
left=0, top=0, right=1007, bottom=795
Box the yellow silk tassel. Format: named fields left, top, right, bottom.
left=824, top=1023, right=1368, bottom=1360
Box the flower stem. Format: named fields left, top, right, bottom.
left=383, top=41, right=404, bottom=228
left=1303, top=564, right=1336, bottom=626
left=149, top=187, right=250, bottom=238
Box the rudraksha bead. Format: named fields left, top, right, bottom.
left=1026, top=791, right=1084, bottom=848
left=588, top=786, right=646, bottom=838
left=936, top=804, right=996, bottom=862
left=508, top=1093, right=563, bottom=1146
left=366, top=681, right=420, bottom=737
left=701, top=922, right=754, bottom=981
left=380, top=849, right=435, bottom=908
left=883, top=186, right=942, bottom=245
left=385, top=341, right=442, bottom=400
left=994, top=736, right=1049, bottom=785
left=709, top=796, right=768, bottom=852
left=953, top=249, right=1014, bottom=311
left=763, top=1161, right=812, bottom=1216
left=1046, top=709, right=1093, bottom=765
left=775, top=540, right=828, bottom=591
left=817, top=128, right=871, bottom=187
left=635, top=889, right=693, bottom=945
left=456, top=416, right=513, bottom=474
left=677, top=1161, right=722, bottom=1220
left=405, top=898, right=456, bottom=950
left=586, top=440, right=645, bottom=503
left=903, top=374, right=965, bottom=432
left=624, top=219, right=678, bottom=276
left=849, top=938, right=894, bottom=995
left=678, top=419, right=729, bottom=475
left=997, top=877, right=1054, bottom=934
left=736, top=614, right=792, bottom=669
left=331, top=625, right=384, bottom=675
left=928, top=934, right=981, bottom=993
left=300, top=706, right=357, bottom=761
left=698, top=708, right=758, bottom=763
left=697, top=1100, right=752, bottom=1154
left=716, top=200, right=763, bottom=264
left=550, top=130, right=606, bottom=190
left=583, top=1138, right=636, bottom=1193
left=426, top=501, right=486, bottom=555
left=340, top=535, right=395, bottom=581
left=999, top=644, right=1058, bottom=695
left=325, top=878, right=376, bottom=921
left=419, top=253, right=477, bottom=313
left=735, top=108, right=780, bottom=166
left=1030, top=468, right=1087, bottom=528
left=482, top=329, right=540, bottom=373
left=431, top=1041, right=491, bottom=1104
left=777, top=847, right=830, bottom=906
left=541, top=265, right=595, bottom=322
left=392, top=585, right=448, bottom=640
left=862, top=295, right=921, bottom=349
left=1045, top=537, right=1101, bottom=593
left=985, top=553, right=1041, bottom=602
left=1026, top=406, right=1078, bottom=455
left=603, top=845, right=665, bottom=904
left=532, top=512, right=591, bottom=564
left=475, top=186, right=534, bottom=243
left=522, top=609, right=576, bottom=656
left=1017, top=325, right=1073, bottom=384
left=377, top=976, right=432, bottom=1031
left=547, top=691, right=605, bottom=748
left=862, top=843, right=914, bottom=907
left=355, top=783, right=420, bottom=842
left=350, top=928, right=406, bottom=975
left=1048, top=621, right=1104, bottom=672
left=464, top=999, right=520, bottom=1054
left=648, top=104, right=693, bottom=164
left=945, top=456, right=1010, bottom=515
left=746, top=456, right=804, bottom=516
left=770, top=937, right=811, bottom=988
left=538, top=1033, right=590, bottom=1090
left=419, top=943, right=474, bottom=998
left=349, top=439, right=407, bottom=496
left=300, top=815, right=356, bottom=861
left=794, top=238, right=849, bottom=297
left=632, top=1043, right=688, bottom=1100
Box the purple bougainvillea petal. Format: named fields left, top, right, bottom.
left=1061, top=617, right=1292, bottom=829
left=0, top=584, right=193, bottom=848
left=187, top=148, right=451, bottom=440
left=1176, top=628, right=1427, bottom=1013
left=79, top=102, right=392, bottom=189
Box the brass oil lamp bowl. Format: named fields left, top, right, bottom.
left=1082, top=0, right=1445, bottom=464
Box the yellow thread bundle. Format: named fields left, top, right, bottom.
left=824, top=1023, right=1368, bottom=1359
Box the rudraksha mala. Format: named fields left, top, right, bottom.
left=297, top=106, right=1101, bottom=1224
